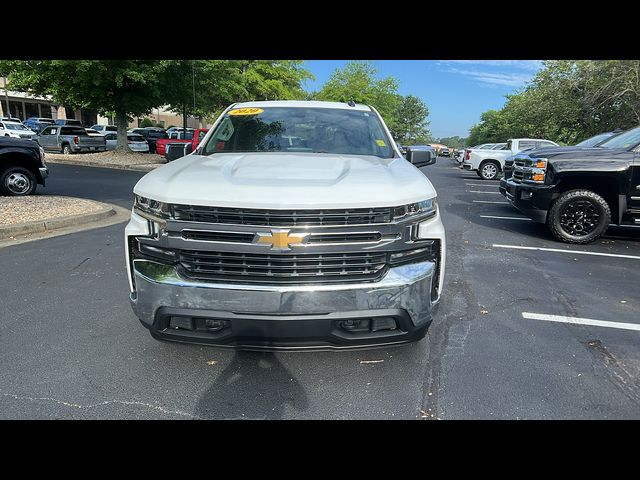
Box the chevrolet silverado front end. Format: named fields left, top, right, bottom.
left=125, top=100, right=446, bottom=350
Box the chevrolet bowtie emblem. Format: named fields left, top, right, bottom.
left=255, top=229, right=309, bottom=251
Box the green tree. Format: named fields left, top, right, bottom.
left=437, top=136, right=466, bottom=148
left=391, top=95, right=431, bottom=144
left=161, top=60, right=313, bottom=128
left=0, top=60, right=170, bottom=151
left=139, top=117, right=155, bottom=128
left=314, top=61, right=402, bottom=130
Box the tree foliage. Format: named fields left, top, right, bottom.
left=0, top=60, right=170, bottom=150
left=312, top=61, right=431, bottom=142
left=0, top=60, right=313, bottom=152
left=313, top=61, right=403, bottom=130
left=467, top=60, right=640, bottom=146
left=391, top=95, right=432, bottom=144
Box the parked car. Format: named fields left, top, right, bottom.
left=54, top=119, right=84, bottom=127
left=0, top=136, right=48, bottom=196
left=439, top=146, right=450, bottom=157
left=500, top=126, right=640, bottom=243
left=126, top=134, right=149, bottom=152
left=462, top=138, right=559, bottom=180
left=0, top=116, right=22, bottom=123
left=23, top=117, right=55, bottom=133
left=130, top=127, right=167, bottom=153
left=37, top=125, right=107, bottom=154
left=85, top=128, right=103, bottom=136
left=156, top=128, right=208, bottom=158
left=125, top=100, right=445, bottom=350
left=90, top=124, right=118, bottom=134
left=0, top=120, right=38, bottom=140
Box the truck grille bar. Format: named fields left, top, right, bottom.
left=177, top=250, right=389, bottom=284
left=171, top=205, right=394, bottom=226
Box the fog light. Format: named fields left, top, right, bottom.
left=204, top=319, right=228, bottom=332
left=521, top=190, right=533, bottom=200
left=340, top=319, right=370, bottom=332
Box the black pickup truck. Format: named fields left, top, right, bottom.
left=0, top=136, right=48, bottom=196
left=499, top=126, right=640, bottom=243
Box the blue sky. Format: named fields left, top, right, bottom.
left=302, top=60, right=544, bottom=139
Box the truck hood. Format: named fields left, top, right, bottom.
left=526, top=146, right=634, bottom=160
left=134, top=152, right=437, bottom=209
left=524, top=147, right=634, bottom=173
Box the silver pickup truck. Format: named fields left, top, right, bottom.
left=37, top=125, right=107, bottom=154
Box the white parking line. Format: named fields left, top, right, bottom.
left=493, top=244, right=640, bottom=260
left=522, top=312, right=640, bottom=332
left=466, top=183, right=498, bottom=187
left=481, top=215, right=532, bottom=221
left=469, top=190, right=502, bottom=194
left=473, top=200, right=509, bottom=205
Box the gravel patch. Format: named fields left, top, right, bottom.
left=45, top=150, right=167, bottom=167
left=0, top=196, right=105, bottom=226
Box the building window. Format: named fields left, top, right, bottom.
left=39, top=104, right=53, bottom=118
left=25, top=102, right=39, bottom=119
left=8, top=100, right=24, bottom=120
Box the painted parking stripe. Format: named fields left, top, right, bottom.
left=466, top=183, right=499, bottom=187
left=469, top=190, right=502, bottom=194
left=522, top=312, right=640, bottom=332
left=481, top=215, right=532, bottom=221
left=473, top=200, right=509, bottom=204
left=493, top=244, right=640, bottom=260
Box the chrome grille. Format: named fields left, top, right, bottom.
left=177, top=250, right=388, bottom=284
left=171, top=205, right=394, bottom=226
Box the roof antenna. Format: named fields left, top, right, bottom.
left=347, top=98, right=356, bottom=107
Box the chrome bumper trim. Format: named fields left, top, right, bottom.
left=130, top=258, right=438, bottom=327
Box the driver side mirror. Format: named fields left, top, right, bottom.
left=405, top=147, right=436, bottom=167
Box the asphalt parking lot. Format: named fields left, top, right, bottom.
left=0, top=160, right=638, bottom=419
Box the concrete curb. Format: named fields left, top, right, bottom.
left=0, top=203, right=117, bottom=240
left=45, top=157, right=165, bottom=172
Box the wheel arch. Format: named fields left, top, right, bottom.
left=554, top=175, right=620, bottom=223
left=0, top=152, right=40, bottom=180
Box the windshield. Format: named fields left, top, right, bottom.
left=597, top=126, right=640, bottom=149
left=5, top=123, right=29, bottom=131
left=575, top=132, right=616, bottom=147
left=203, top=107, right=394, bottom=158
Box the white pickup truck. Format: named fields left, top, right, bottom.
left=125, top=100, right=446, bottom=351
left=462, top=138, right=559, bottom=180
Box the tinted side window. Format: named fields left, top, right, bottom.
left=519, top=141, right=536, bottom=150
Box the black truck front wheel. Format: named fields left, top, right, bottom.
left=0, top=166, right=37, bottom=196
left=548, top=189, right=611, bottom=244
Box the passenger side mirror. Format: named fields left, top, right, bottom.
left=405, top=148, right=436, bottom=167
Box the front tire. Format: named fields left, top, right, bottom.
left=0, top=166, right=37, bottom=196
left=547, top=189, right=611, bottom=244
left=479, top=161, right=500, bottom=180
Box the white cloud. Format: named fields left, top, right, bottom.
left=436, top=60, right=544, bottom=88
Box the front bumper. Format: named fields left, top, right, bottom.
left=502, top=178, right=554, bottom=223
left=129, top=258, right=440, bottom=350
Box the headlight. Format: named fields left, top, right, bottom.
left=393, top=198, right=438, bottom=221
left=134, top=194, right=170, bottom=221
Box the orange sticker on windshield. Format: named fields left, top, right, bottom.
left=228, top=107, right=264, bottom=116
